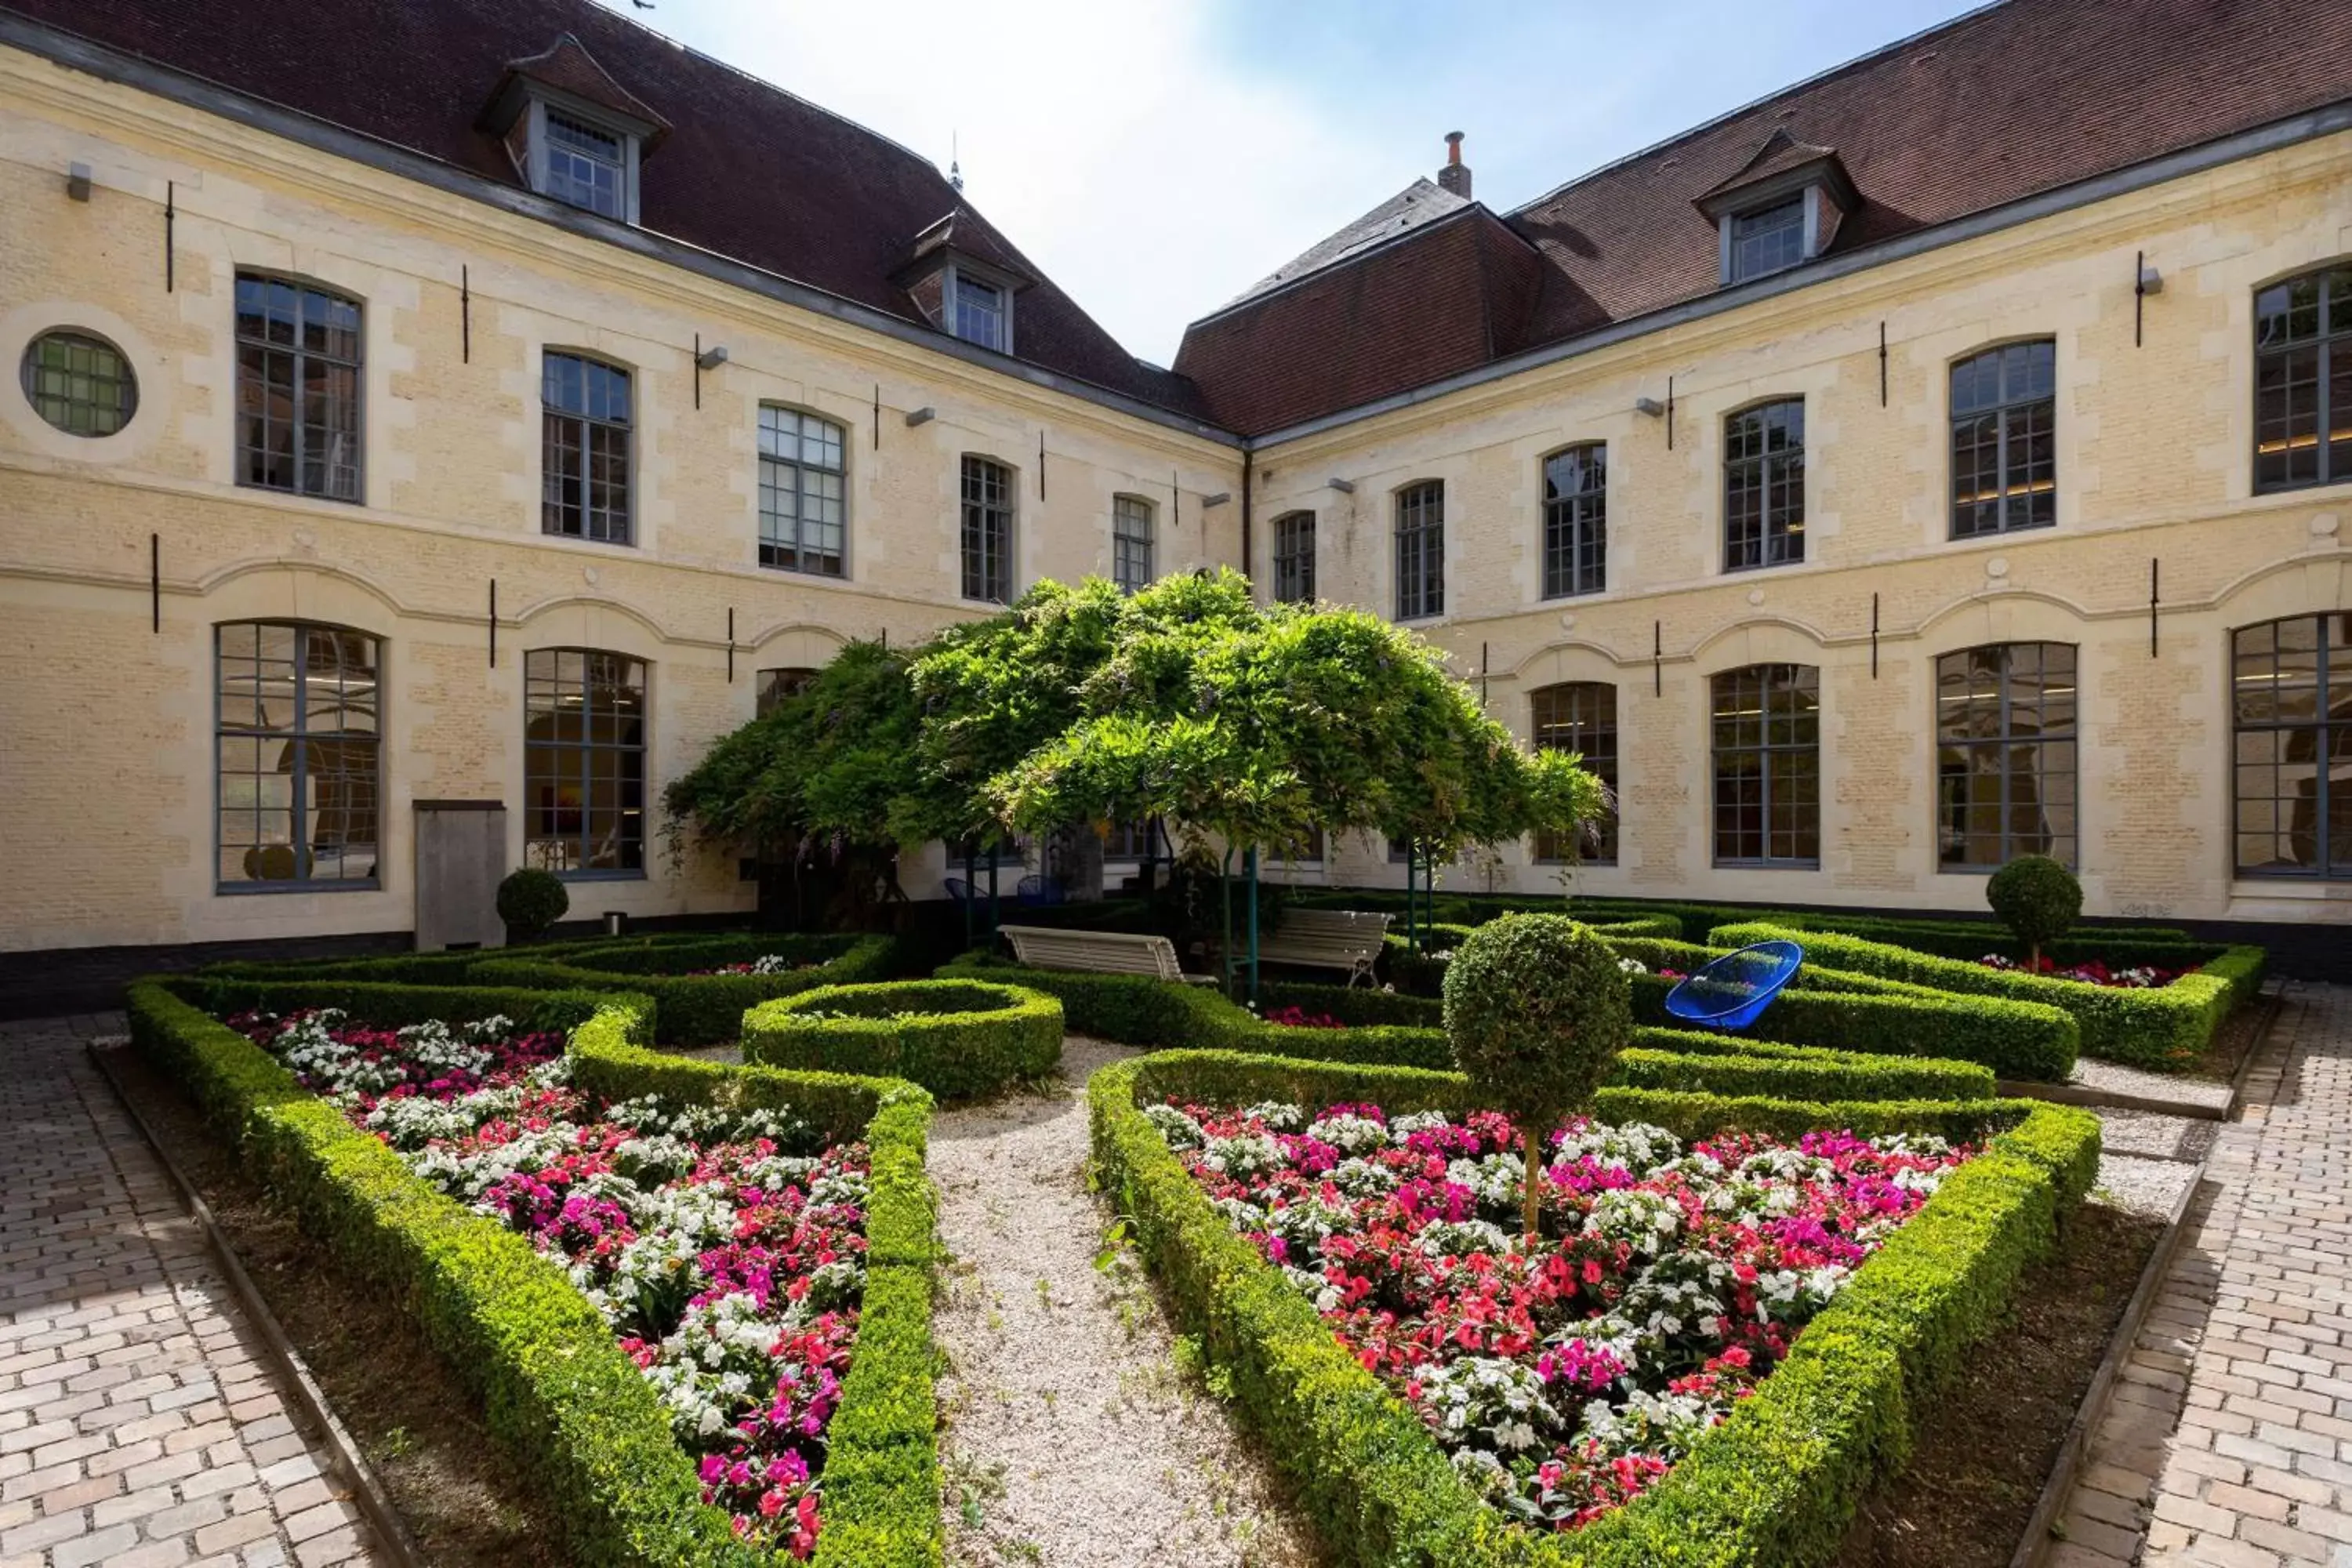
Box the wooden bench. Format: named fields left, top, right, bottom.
left=997, top=925, right=1217, bottom=985
left=1256, top=909, right=1392, bottom=986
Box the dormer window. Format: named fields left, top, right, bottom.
left=1695, top=129, right=1858, bottom=288
left=952, top=272, right=1007, bottom=351
left=895, top=209, right=1033, bottom=358
left=1728, top=198, right=1806, bottom=281
left=479, top=34, right=669, bottom=228
left=543, top=112, right=626, bottom=220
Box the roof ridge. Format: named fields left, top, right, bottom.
left=559, top=0, right=949, bottom=183
left=1507, top=0, right=2012, bottom=217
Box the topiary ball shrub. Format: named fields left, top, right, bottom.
left=496, top=868, right=570, bottom=941
left=1441, top=913, right=1632, bottom=1236
left=1985, top=854, right=2082, bottom=967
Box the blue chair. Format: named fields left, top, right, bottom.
left=1663, top=940, right=1805, bottom=1031
left=1014, top=874, right=1065, bottom=907
left=943, top=877, right=972, bottom=906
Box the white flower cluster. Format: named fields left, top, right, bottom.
left=1304, top=1110, right=1389, bottom=1156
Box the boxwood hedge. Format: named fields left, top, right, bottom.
left=939, top=953, right=2002, bottom=1103
left=1090, top=1047, right=2099, bottom=1568
left=127, top=982, right=941, bottom=1568
left=742, top=979, right=1064, bottom=1100
left=469, top=935, right=897, bottom=1047
left=1711, top=921, right=2264, bottom=1070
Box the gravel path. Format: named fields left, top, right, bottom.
left=929, top=1036, right=1320, bottom=1568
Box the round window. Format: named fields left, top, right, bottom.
left=20, top=330, right=136, bottom=437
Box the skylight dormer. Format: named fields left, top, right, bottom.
left=1694, top=129, right=1859, bottom=286
left=480, top=34, right=670, bottom=226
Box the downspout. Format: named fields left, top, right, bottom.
left=1240, top=446, right=1254, bottom=584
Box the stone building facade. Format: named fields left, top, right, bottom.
left=2, top=0, right=2348, bottom=956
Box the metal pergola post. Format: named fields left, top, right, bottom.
left=1245, top=845, right=1261, bottom=1006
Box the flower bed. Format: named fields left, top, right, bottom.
left=1263, top=1005, right=1347, bottom=1030
left=692, top=955, right=822, bottom=977
left=466, top=935, right=898, bottom=1047
left=227, top=1007, right=869, bottom=1555
left=1155, top=1096, right=1967, bottom=1530
left=742, top=980, right=1062, bottom=1100
left=1980, top=953, right=2180, bottom=989
left=1090, top=1047, right=2100, bottom=1568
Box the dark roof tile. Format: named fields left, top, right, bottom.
left=5, top=0, right=1207, bottom=419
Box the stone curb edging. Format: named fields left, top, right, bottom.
left=2007, top=1158, right=2209, bottom=1568
left=2223, top=980, right=2288, bottom=1120
left=1997, top=1078, right=2227, bottom=1121
left=86, top=1040, right=429, bottom=1568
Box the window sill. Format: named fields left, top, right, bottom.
left=236, top=478, right=362, bottom=508
left=1947, top=518, right=2057, bottom=545
left=1721, top=557, right=1804, bottom=576
left=1711, top=860, right=1820, bottom=871
left=760, top=561, right=849, bottom=581
left=541, top=528, right=639, bottom=550
left=1539, top=588, right=1609, bottom=604
left=553, top=869, right=648, bottom=883
left=2252, top=473, right=2352, bottom=500
left=216, top=878, right=381, bottom=895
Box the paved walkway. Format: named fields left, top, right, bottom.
left=2056, top=981, right=2352, bottom=1568
left=0, top=1015, right=381, bottom=1568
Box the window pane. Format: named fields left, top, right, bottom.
left=1530, top=681, right=1617, bottom=863
left=524, top=648, right=646, bottom=876
left=2255, top=267, right=2348, bottom=493
left=216, top=621, right=383, bottom=888
left=1711, top=662, right=1817, bottom=866
left=2234, top=613, right=2348, bottom=875
left=1725, top=401, right=1804, bottom=570
left=234, top=277, right=361, bottom=500
left=21, top=331, right=137, bottom=437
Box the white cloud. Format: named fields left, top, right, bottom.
left=620, top=0, right=1395, bottom=365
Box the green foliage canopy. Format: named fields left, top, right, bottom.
left=662, top=571, right=1608, bottom=873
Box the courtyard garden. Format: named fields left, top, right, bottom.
left=95, top=575, right=2278, bottom=1566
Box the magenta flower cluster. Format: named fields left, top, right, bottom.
left=228, top=1009, right=868, bottom=1556
left=1149, top=1098, right=1968, bottom=1530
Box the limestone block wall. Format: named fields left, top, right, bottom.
left=1250, top=130, right=2352, bottom=927
left=0, top=49, right=1242, bottom=952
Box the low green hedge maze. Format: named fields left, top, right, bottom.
left=938, top=953, right=2007, bottom=1105
left=198, top=931, right=898, bottom=1050
left=742, top=979, right=1065, bottom=1100
left=1090, top=1047, right=2099, bottom=1568
left=1710, top=921, right=2266, bottom=1071
left=127, top=982, right=941, bottom=1568
left=469, top=934, right=897, bottom=1047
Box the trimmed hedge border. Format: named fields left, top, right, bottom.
left=1089, top=1047, right=2100, bottom=1568
left=742, top=980, right=1064, bottom=1100
left=939, top=953, right=2002, bottom=1102
left=470, top=935, right=898, bottom=1047
left=1711, top=922, right=2266, bottom=1071
left=127, top=982, right=941, bottom=1568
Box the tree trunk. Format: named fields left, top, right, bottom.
left=1523, top=1125, right=1544, bottom=1240
left=1062, top=826, right=1105, bottom=902
left=2029, top=939, right=2042, bottom=969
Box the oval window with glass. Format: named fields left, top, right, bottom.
left=20, top=330, right=136, bottom=437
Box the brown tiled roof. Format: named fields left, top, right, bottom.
left=1178, top=0, right=2352, bottom=436
left=4, top=0, right=1208, bottom=420
left=490, top=34, right=670, bottom=147
left=1692, top=129, right=1841, bottom=209
left=1176, top=207, right=1545, bottom=437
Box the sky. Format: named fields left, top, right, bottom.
left=592, top=0, right=1987, bottom=365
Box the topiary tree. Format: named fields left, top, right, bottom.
left=496, top=867, right=569, bottom=942
left=1441, top=914, right=1632, bottom=1239
left=1985, top=854, right=2082, bottom=968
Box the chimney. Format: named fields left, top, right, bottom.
left=1437, top=130, right=1472, bottom=199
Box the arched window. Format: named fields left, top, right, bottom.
left=1271, top=511, right=1316, bottom=604
left=756, top=666, right=817, bottom=718
left=758, top=407, right=846, bottom=576
left=960, top=456, right=1014, bottom=603
left=543, top=352, right=632, bottom=543
left=1541, top=444, right=1606, bottom=599
left=216, top=622, right=381, bottom=889
left=1394, top=481, right=1444, bottom=620
left=1112, top=495, right=1155, bottom=594
left=236, top=275, right=361, bottom=502
left=1950, top=340, right=2056, bottom=537
left=2233, top=613, right=2352, bottom=877
left=1530, top=681, right=1617, bottom=863
left=2255, top=264, right=2352, bottom=493
left=20, top=329, right=136, bottom=437
left=1711, top=663, right=1818, bottom=866
left=524, top=648, right=647, bottom=876
left=1935, top=642, right=2076, bottom=869
left=1723, top=400, right=1804, bottom=572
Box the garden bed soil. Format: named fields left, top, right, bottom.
left=101, top=1043, right=566, bottom=1568
left=2190, top=993, right=2274, bottom=1081
left=1832, top=1201, right=2162, bottom=1568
